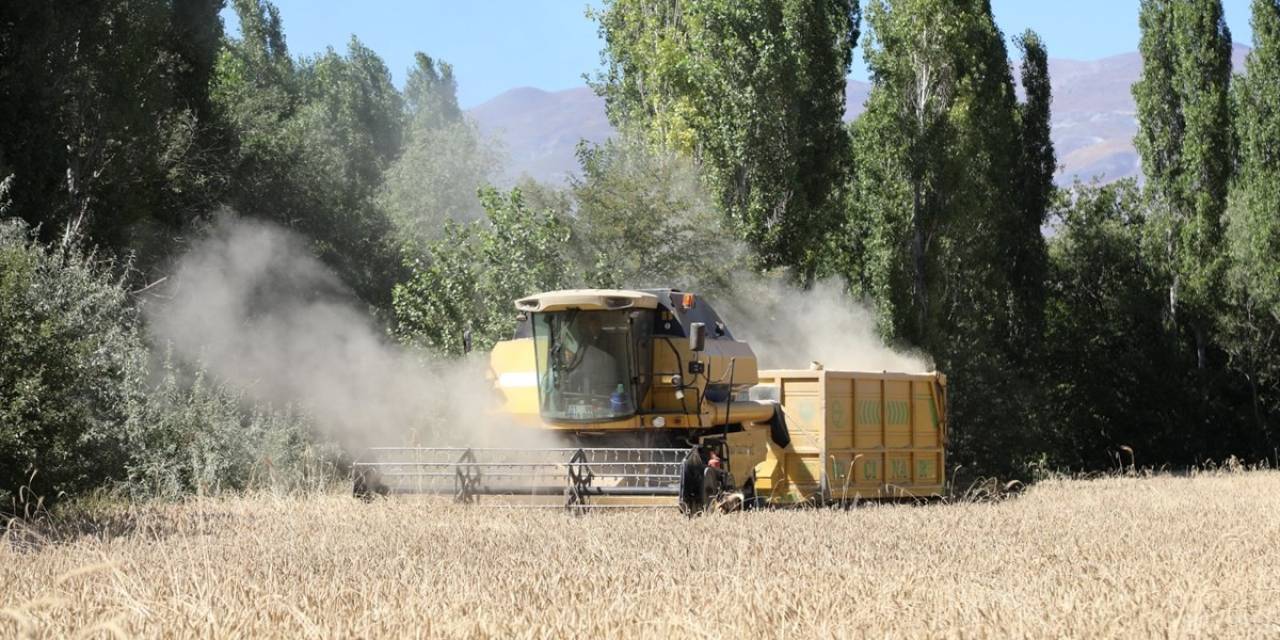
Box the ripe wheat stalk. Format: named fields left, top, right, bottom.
left=3, top=469, right=1279, bottom=638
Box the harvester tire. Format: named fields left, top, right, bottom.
left=741, top=479, right=759, bottom=510
left=702, top=467, right=722, bottom=505
left=679, top=455, right=707, bottom=515
left=353, top=469, right=381, bottom=501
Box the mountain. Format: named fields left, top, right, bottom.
left=468, top=86, right=612, bottom=185
left=469, top=45, right=1250, bottom=186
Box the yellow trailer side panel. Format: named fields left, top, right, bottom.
left=854, top=377, right=882, bottom=449
left=755, top=369, right=947, bottom=500
left=826, top=379, right=854, bottom=450
left=912, top=380, right=940, bottom=448
left=780, top=376, right=822, bottom=451
left=885, top=379, right=912, bottom=448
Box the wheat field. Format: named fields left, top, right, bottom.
left=3, top=470, right=1279, bottom=639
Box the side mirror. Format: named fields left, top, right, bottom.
left=689, top=322, right=706, bottom=352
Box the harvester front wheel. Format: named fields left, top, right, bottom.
left=702, top=467, right=723, bottom=505
left=741, top=479, right=759, bottom=510
left=679, top=454, right=706, bottom=515
left=353, top=468, right=387, bottom=501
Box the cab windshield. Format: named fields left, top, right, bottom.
left=532, top=310, right=635, bottom=421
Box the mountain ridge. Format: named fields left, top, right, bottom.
left=469, top=45, right=1250, bottom=186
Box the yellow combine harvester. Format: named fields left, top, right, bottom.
left=354, top=289, right=948, bottom=511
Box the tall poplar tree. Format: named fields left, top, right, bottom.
left=1011, top=30, right=1055, bottom=346
left=846, top=0, right=1037, bottom=471
left=592, top=0, right=860, bottom=277
left=846, top=0, right=1022, bottom=350
left=214, top=0, right=406, bottom=308
left=1132, top=0, right=1233, bottom=366
left=1228, top=0, right=1280, bottom=316
left=1224, top=0, right=1280, bottom=441
left=380, top=53, right=500, bottom=245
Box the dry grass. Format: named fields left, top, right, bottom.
left=4, top=471, right=1280, bottom=639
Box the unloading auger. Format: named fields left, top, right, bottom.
left=354, top=289, right=949, bottom=511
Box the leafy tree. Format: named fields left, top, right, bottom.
left=123, top=357, right=324, bottom=498
left=0, top=219, right=333, bottom=506
left=393, top=187, right=578, bottom=355
left=845, top=0, right=1040, bottom=473
left=1040, top=182, right=1189, bottom=467
left=1011, top=30, right=1055, bottom=346
left=571, top=138, right=746, bottom=294
left=593, top=0, right=860, bottom=277
left=846, top=0, right=1021, bottom=348
left=214, top=1, right=405, bottom=308
left=0, top=0, right=229, bottom=256
left=1042, top=181, right=1273, bottom=468
left=380, top=54, right=500, bottom=248
left=403, top=52, right=464, bottom=132
left=1223, top=0, right=1280, bottom=446
left=1229, top=0, right=1280, bottom=313
left=1132, top=0, right=1233, bottom=366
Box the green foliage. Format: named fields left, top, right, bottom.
left=1039, top=183, right=1180, bottom=466
left=1221, top=0, right=1280, bottom=446
left=381, top=54, right=500, bottom=248
left=843, top=0, right=1053, bottom=474
left=1041, top=182, right=1274, bottom=467
left=1132, top=0, right=1234, bottom=325
left=122, top=357, right=333, bottom=498
left=0, top=0, right=230, bottom=257
left=403, top=53, right=464, bottom=132
left=571, top=138, right=746, bottom=294
left=0, top=219, right=338, bottom=506
left=1227, top=0, right=1280, bottom=318
left=3, top=0, right=1279, bottom=494
left=1011, top=30, right=1055, bottom=346
left=0, top=220, right=137, bottom=506
left=214, top=3, right=405, bottom=309
left=392, top=188, right=578, bottom=355
left=593, top=0, right=860, bottom=276
left=392, top=139, right=753, bottom=359
left=846, top=0, right=1021, bottom=350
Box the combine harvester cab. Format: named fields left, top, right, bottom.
left=353, top=288, right=947, bottom=511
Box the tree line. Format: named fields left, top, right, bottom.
left=1, top=0, right=1278, bottom=505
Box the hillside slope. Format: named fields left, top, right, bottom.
left=470, top=45, right=1249, bottom=186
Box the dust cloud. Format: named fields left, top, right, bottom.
left=146, top=215, right=547, bottom=453
left=720, top=277, right=932, bottom=373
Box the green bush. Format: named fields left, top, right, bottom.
left=0, top=219, right=139, bottom=507
left=1, top=219, right=339, bottom=507
left=121, top=355, right=337, bottom=498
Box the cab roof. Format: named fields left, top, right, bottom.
left=514, top=289, right=659, bottom=313
left=513, top=288, right=735, bottom=340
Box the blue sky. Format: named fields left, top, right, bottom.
left=223, top=1, right=1256, bottom=109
